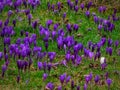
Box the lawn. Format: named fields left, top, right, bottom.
left=0, top=0, right=120, bottom=90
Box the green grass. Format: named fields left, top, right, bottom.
left=0, top=0, right=120, bottom=90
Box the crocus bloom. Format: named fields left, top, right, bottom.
left=106, top=78, right=112, bottom=90
left=0, top=52, right=3, bottom=60
left=66, top=75, right=71, bottom=84
left=71, top=80, right=74, bottom=89
left=74, top=5, right=79, bottom=12
left=59, top=73, right=66, bottom=84
left=94, top=75, right=100, bottom=84
left=57, top=86, right=62, bottom=90
left=43, top=73, right=48, bottom=81
left=46, top=82, right=54, bottom=90
left=63, top=12, right=66, bottom=20
left=17, top=75, right=20, bottom=83
left=80, top=3, right=84, bottom=10
left=2, top=64, right=7, bottom=77
left=100, top=57, right=106, bottom=64
left=83, top=83, right=87, bottom=90
left=37, top=62, right=43, bottom=70
left=85, top=11, right=90, bottom=18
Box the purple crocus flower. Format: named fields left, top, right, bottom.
left=57, top=85, right=62, bottom=90
left=71, top=80, right=75, bottom=89
left=63, top=12, right=66, bottom=20
left=80, top=3, right=84, bottom=10
left=37, top=62, right=43, bottom=70
left=46, top=20, right=53, bottom=28
left=66, top=75, right=71, bottom=84
left=32, top=20, right=38, bottom=29
left=17, top=75, right=20, bottom=83
left=12, top=19, right=16, bottom=27
left=98, top=24, right=103, bottom=31
left=2, top=64, right=7, bottom=77
left=108, top=39, right=113, bottom=47
left=48, top=52, right=56, bottom=62
left=114, top=40, right=119, bottom=47
left=77, top=86, right=80, bottom=90
left=74, top=5, right=79, bottom=13
left=47, top=63, right=52, bottom=72
left=106, top=47, right=112, bottom=56
left=94, top=75, right=100, bottom=84
left=87, top=1, right=92, bottom=10
left=0, top=20, right=3, bottom=28
left=83, top=83, right=87, bottom=90
left=66, top=23, right=72, bottom=34
left=43, top=73, right=48, bottom=81
left=0, top=52, right=3, bottom=60
left=73, top=24, right=79, bottom=32
left=59, top=73, right=66, bottom=84
left=85, top=11, right=90, bottom=18
left=46, top=82, right=54, bottom=90
left=106, top=78, right=112, bottom=90
left=28, top=14, right=32, bottom=25
left=8, top=10, right=13, bottom=17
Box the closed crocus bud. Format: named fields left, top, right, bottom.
left=28, top=14, right=32, bottom=25
left=73, top=24, right=79, bottom=32
left=74, top=5, right=79, bottom=13
left=108, top=39, right=113, bottom=47
left=12, top=19, right=16, bottom=27
left=63, top=12, right=66, bottom=20
left=89, top=51, right=94, bottom=59
left=66, top=75, right=71, bottom=84
left=83, top=83, right=87, bottom=90
left=20, top=30, right=24, bottom=36
left=17, top=75, right=20, bottom=83
left=66, top=23, right=72, bottom=34
left=2, top=64, right=7, bottom=77
left=43, top=73, right=48, bottom=81
left=76, top=86, right=80, bottom=90
left=32, top=20, right=38, bottom=29
left=87, top=1, right=92, bottom=10
left=45, top=42, right=48, bottom=51
left=47, top=63, right=52, bottom=72
left=59, top=73, right=66, bottom=84
left=106, top=78, right=112, bottom=90
left=0, top=52, right=3, bottom=60
left=43, top=62, right=47, bottom=72
left=8, top=10, right=13, bottom=17
left=71, top=80, right=75, bottom=89
left=0, top=20, right=3, bottom=28
left=57, top=85, right=62, bottom=90
left=37, top=62, right=43, bottom=70
left=80, top=3, right=84, bottom=10
left=46, top=82, right=54, bottom=90
left=94, top=75, right=100, bottom=84
left=85, top=11, right=90, bottom=18
left=114, top=40, right=119, bottom=47
left=108, top=47, right=113, bottom=56
left=69, top=2, right=74, bottom=10
left=94, top=16, right=99, bottom=24
left=46, top=20, right=53, bottom=28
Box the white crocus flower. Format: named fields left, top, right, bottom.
left=100, top=57, right=105, bottom=64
